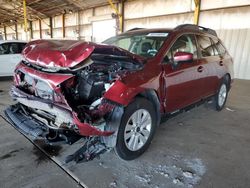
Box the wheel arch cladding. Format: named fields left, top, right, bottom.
left=136, top=89, right=161, bottom=127
left=102, top=85, right=161, bottom=147
left=101, top=106, right=124, bottom=148
left=224, top=73, right=232, bottom=90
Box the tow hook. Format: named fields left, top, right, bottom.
left=65, top=137, right=108, bottom=163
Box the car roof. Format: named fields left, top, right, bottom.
left=122, top=25, right=218, bottom=38
left=123, top=28, right=173, bottom=35
left=0, top=40, right=27, bottom=44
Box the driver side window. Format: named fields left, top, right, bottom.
left=164, top=34, right=197, bottom=63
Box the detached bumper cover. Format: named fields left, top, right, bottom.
left=5, top=106, right=48, bottom=139
left=8, top=86, right=115, bottom=137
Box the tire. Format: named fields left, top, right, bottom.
left=115, top=98, right=157, bottom=160
left=214, top=78, right=229, bottom=111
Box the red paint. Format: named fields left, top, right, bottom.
left=15, top=63, right=74, bottom=89
left=104, top=80, right=144, bottom=106
left=73, top=113, right=114, bottom=136
left=22, top=40, right=144, bottom=69
left=12, top=27, right=234, bottom=137
left=173, top=52, right=193, bottom=62
left=22, top=40, right=95, bottom=68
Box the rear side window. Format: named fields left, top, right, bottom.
left=196, top=35, right=215, bottom=57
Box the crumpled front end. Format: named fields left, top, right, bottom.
left=5, top=47, right=143, bottom=143
left=7, top=70, right=117, bottom=143
left=5, top=40, right=144, bottom=162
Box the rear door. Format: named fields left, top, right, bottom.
left=161, top=34, right=207, bottom=112
left=196, top=35, right=221, bottom=97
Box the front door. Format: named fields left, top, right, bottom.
left=161, top=34, right=206, bottom=113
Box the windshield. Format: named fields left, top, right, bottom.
left=103, top=32, right=169, bottom=58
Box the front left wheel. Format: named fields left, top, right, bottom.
left=115, top=98, right=157, bottom=160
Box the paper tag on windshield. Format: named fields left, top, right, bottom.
left=147, top=33, right=168, bottom=37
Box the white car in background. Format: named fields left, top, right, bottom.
left=0, top=40, right=27, bottom=76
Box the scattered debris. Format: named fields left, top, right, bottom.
left=65, top=137, right=107, bottom=163
left=183, top=171, right=194, bottom=178
left=173, top=178, right=182, bottom=185
left=135, top=174, right=151, bottom=184
left=99, top=161, right=108, bottom=169
left=82, top=152, right=206, bottom=187
left=207, top=100, right=213, bottom=104
left=109, top=180, right=117, bottom=188
left=185, top=158, right=206, bottom=176
left=226, top=107, right=235, bottom=112
left=164, top=173, right=169, bottom=177
left=178, top=122, right=184, bottom=126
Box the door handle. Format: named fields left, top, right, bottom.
left=219, top=60, right=223, bottom=66
left=197, top=66, right=204, bottom=72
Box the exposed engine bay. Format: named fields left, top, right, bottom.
left=65, top=54, right=139, bottom=106
left=17, top=53, right=141, bottom=124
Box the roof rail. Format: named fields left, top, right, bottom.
left=126, top=28, right=145, bottom=32
left=174, top=24, right=217, bottom=36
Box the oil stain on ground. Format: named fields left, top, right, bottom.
left=32, top=139, right=62, bottom=165
left=0, top=148, right=24, bottom=160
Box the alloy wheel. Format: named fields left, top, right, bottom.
left=124, top=109, right=152, bottom=151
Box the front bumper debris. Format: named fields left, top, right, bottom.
left=65, top=137, right=108, bottom=163
left=4, top=104, right=109, bottom=162
left=5, top=105, right=48, bottom=139
left=10, top=86, right=115, bottom=137
left=5, top=104, right=82, bottom=145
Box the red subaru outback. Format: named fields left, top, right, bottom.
left=5, top=24, right=233, bottom=162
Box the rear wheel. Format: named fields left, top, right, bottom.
left=115, top=98, right=157, bottom=160
left=215, top=78, right=229, bottom=111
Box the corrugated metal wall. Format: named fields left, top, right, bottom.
left=200, top=6, right=250, bottom=80
left=218, top=29, right=250, bottom=79
left=122, top=0, right=250, bottom=80
left=0, top=0, right=250, bottom=79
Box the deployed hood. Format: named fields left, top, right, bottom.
left=22, top=40, right=144, bottom=69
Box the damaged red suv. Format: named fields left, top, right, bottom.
left=5, top=24, right=233, bottom=162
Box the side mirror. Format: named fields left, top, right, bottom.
left=173, top=52, right=193, bottom=64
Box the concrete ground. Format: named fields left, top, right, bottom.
left=0, top=79, right=250, bottom=188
